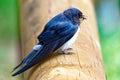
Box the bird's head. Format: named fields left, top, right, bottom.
left=63, top=8, right=86, bottom=25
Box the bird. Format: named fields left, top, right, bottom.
left=12, top=8, right=86, bottom=76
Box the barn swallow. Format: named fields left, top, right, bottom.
left=12, top=8, right=86, bottom=76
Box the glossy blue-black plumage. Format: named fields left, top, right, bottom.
left=12, top=8, right=83, bottom=76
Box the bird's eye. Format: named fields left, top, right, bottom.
left=78, top=13, right=82, bottom=18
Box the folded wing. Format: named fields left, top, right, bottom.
left=12, top=22, right=78, bottom=76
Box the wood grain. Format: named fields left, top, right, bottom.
left=20, top=0, right=106, bottom=80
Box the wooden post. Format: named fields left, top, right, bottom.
left=20, top=0, right=106, bottom=80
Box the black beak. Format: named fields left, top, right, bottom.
left=81, top=15, right=86, bottom=20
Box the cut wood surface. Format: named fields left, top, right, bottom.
left=20, top=0, right=106, bottom=80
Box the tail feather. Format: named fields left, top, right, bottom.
left=11, top=61, right=23, bottom=73
left=12, top=63, right=34, bottom=76
left=11, top=50, right=39, bottom=76
left=12, top=42, right=56, bottom=76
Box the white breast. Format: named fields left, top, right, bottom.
left=61, top=28, right=80, bottom=51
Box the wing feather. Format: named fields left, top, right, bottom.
left=12, top=22, right=78, bottom=76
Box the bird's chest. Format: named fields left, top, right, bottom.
left=61, top=28, right=80, bottom=51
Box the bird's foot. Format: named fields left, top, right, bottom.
left=60, top=48, right=74, bottom=54
left=66, top=48, right=73, bottom=50
left=61, top=51, right=74, bottom=54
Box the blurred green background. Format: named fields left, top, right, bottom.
left=0, top=0, right=21, bottom=80
left=0, top=0, right=120, bottom=80
left=95, top=0, right=120, bottom=80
